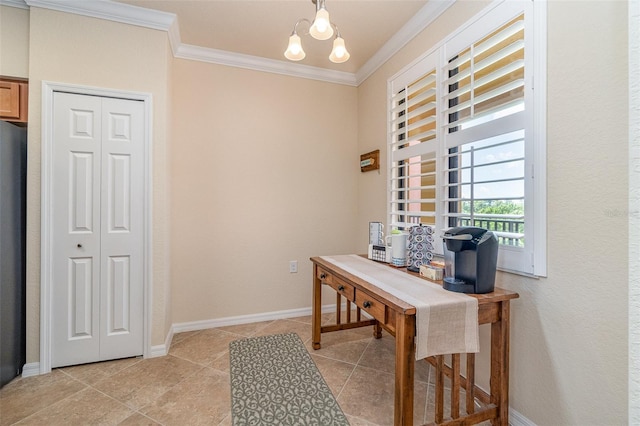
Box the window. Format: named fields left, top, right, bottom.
left=388, top=0, right=546, bottom=276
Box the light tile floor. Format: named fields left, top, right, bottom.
left=0, top=313, right=475, bottom=425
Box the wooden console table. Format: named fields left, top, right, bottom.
left=310, top=256, right=519, bottom=426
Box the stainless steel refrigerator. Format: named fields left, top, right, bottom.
left=0, top=120, right=27, bottom=388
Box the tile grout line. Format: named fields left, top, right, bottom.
left=83, top=382, right=147, bottom=424
left=334, top=334, right=375, bottom=402
left=78, top=360, right=169, bottom=425
left=8, top=378, right=88, bottom=426
left=118, top=357, right=205, bottom=425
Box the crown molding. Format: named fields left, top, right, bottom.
left=355, top=0, right=455, bottom=85
left=23, top=0, right=176, bottom=31
left=175, top=44, right=358, bottom=87
left=166, top=14, right=182, bottom=55
left=0, top=0, right=28, bottom=9
left=10, top=0, right=454, bottom=87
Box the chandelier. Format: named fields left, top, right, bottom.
left=284, top=0, right=350, bottom=64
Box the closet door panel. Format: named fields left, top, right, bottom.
left=99, top=98, right=144, bottom=360
left=51, top=92, right=102, bottom=368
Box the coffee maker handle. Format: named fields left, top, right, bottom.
left=442, top=234, right=473, bottom=240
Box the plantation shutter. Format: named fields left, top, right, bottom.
left=387, top=0, right=543, bottom=275
left=389, top=53, right=439, bottom=230
left=442, top=13, right=527, bottom=248
left=443, top=14, right=526, bottom=139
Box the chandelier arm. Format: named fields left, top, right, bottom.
left=291, top=18, right=312, bottom=36
left=330, top=22, right=341, bottom=38
left=294, top=19, right=341, bottom=38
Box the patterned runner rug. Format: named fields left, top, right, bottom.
left=229, top=333, right=349, bottom=425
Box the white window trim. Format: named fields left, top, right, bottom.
left=531, top=0, right=547, bottom=277
left=387, top=0, right=547, bottom=277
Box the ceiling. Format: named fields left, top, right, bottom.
left=113, top=0, right=430, bottom=74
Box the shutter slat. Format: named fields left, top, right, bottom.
left=407, top=115, right=436, bottom=135
left=447, top=57, right=524, bottom=102
left=474, top=41, right=524, bottom=84
left=409, top=72, right=437, bottom=93
left=407, top=100, right=436, bottom=121
left=407, top=87, right=436, bottom=110
left=474, top=19, right=524, bottom=60
left=444, top=78, right=523, bottom=115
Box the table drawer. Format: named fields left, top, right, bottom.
left=355, top=290, right=387, bottom=324
left=317, top=267, right=355, bottom=300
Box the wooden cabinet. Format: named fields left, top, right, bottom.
left=0, top=78, right=28, bottom=124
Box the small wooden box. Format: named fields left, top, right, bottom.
left=420, top=264, right=444, bottom=281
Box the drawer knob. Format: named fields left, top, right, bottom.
left=363, top=301, right=372, bottom=309
left=338, top=285, right=345, bottom=291
left=320, top=273, right=327, bottom=279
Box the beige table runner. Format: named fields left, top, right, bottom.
left=320, top=255, right=479, bottom=359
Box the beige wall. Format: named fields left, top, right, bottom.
left=0, top=5, right=29, bottom=78
left=25, top=7, right=173, bottom=359
left=356, top=1, right=628, bottom=424
left=170, top=60, right=358, bottom=322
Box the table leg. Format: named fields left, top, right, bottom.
left=312, top=265, right=322, bottom=350
left=395, top=312, right=416, bottom=426
left=490, top=301, right=511, bottom=426
left=451, top=354, right=461, bottom=419
left=435, top=355, right=444, bottom=423
left=466, top=353, right=476, bottom=414
left=374, top=321, right=383, bottom=339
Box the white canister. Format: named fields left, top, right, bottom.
left=386, top=233, right=408, bottom=267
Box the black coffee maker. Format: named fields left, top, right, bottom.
left=442, top=227, right=498, bottom=294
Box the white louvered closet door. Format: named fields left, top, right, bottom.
left=51, top=92, right=144, bottom=368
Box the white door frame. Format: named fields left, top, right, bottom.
left=40, top=81, right=153, bottom=374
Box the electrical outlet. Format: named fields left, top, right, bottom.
left=289, top=260, right=298, bottom=273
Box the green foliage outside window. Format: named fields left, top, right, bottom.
left=459, top=200, right=524, bottom=247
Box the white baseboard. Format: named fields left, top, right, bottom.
left=510, top=407, right=536, bottom=426
left=21, top=362, right=41, bottom=378
left=150, top=304, right=330, bottom=358
left=171, top=303, right=338, bottom=334
left=149, top=321, right=175, bottom=357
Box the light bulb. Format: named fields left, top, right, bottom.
left=284, top=33, right=305, bottom=61
left=309, top=8, right=333, bottom=40
left=315, top=18, right=328, bottom=33
left=329, top=36, right=350, bottom=63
